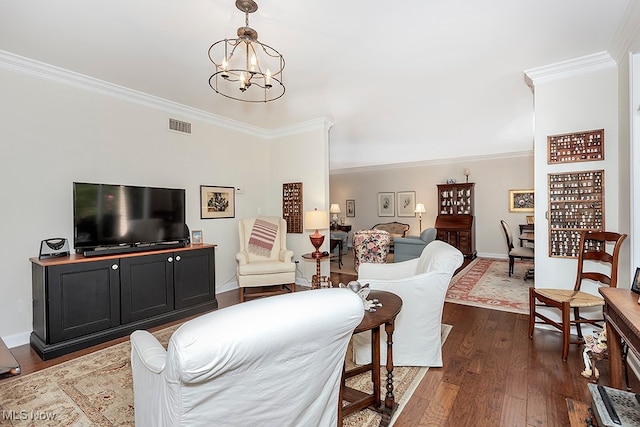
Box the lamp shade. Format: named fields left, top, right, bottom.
left=329, top=204, right=341, bottom=214
left=305, top=209, right=329, bottom=230
left=415, top=203, right=426, bottom=214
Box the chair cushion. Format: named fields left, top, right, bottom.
left=534, top=289, right=605, bottom=308
left=237, top=259, right=295, bottom=276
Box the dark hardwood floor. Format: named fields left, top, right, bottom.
left=5, top=269, right=634, bottom=426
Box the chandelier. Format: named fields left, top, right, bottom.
left=208, top=0, right=285, bottom=103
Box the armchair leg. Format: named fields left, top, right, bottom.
left=239, top=287, right=245, bottom=303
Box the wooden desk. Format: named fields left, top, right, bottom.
left=340, top=290, right=403, bottom=427
left=600, top=288, right=640, bottom=389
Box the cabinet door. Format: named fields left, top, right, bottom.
left=174, top=247, right=216, bottom=309
left=458, top=232, right=471, bottom=255
left=47, top=259, right=120, bottom=343
left=120, top=252, right=174, bottom=323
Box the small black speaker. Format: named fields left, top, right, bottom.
left=39, top=238, right=70, bottom=259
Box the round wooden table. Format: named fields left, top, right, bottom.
left=340, top=290, right=403, bottom=426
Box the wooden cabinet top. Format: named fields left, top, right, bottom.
left=30, top=243, right=216, bottom=267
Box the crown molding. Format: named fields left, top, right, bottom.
left=524, top=51, right=616, bottom=89
left=0, top=49, right=328, bottom=140
left=609, top=1, right=640, bottom=62
left=268, top=117, right=335, bottom=139
left=330, top=150, right=534, bottom=174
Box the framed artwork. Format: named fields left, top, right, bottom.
left=346, top=199, right=355, bottom=217
left=509, top=189, right=534, bottom=212
left=632, top=268, right=640, bottom=294
left=200, top=185, right=235, bottom=219
left=377, top=192, right=395, bottom=217
left=397, top=191, right=416, bottom=217
left=191, top=230, right=203, bottom=245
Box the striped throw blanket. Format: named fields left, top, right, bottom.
left=248, top=219, right=279, bottom=257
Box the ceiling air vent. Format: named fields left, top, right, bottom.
left=169, top=118, right=191, bottom=134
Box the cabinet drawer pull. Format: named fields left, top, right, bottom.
left=168, top=257, right=173, bottom=263
left=175, top=255, right=181, bottom=261
left=112, top=264, right=118, bottom=270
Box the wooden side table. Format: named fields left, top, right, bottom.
left=339, top=290, right=403, bottom=427
left=301, top=252, right=333, bottom=289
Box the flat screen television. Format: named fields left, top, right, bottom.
left=73, top=182, right=188, bottom=255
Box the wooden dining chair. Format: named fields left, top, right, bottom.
left=528, top=230, right=627, bottom=361
left=500, top=220, right=534, bottom=277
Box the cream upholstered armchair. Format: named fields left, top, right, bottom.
left=353, top=240, right=463, bottom=367
left=130, top=289, right=364, bottom=427
left=236, top=216, right=295, bottom=302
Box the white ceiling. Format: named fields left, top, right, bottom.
left=0, top=0, right=631, bottom=170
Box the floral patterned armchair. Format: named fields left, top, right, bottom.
left=352, top=229, right=392, bottom=272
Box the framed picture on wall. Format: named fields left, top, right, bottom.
left=377, top=192, right=395, bottom=217
left=509, top=189, right=534, bottom=212
left=200, top=185, right=235, bottom=219
left=346, top=199, right=355, bottom=217
left=397, top=191, right=416, bottom=217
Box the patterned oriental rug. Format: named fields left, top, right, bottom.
left=0, top=323, right=451, bottom=426
left=446, top=258, right=534, bottom=315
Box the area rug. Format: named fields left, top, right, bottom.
left=445, top=257, right=534, bottom=315
left=0, top=324, right=450, bottom=426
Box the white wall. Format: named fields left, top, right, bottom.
left=269, top=120, right=334, bottom=285
left=329, top=153, right=534, bottom=258
left=531, top=64, right=629, bottom=294
left=0, top=63, right=330, bottom=347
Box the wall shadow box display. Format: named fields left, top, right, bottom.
left=509, top=189, right=534, bottom=213
left=547, top=129, right=604, bottom=164
left=200, top=185, right=235, bottom=219
left=547, top=170, right=604, bottom=258
left=282, top=182, right=303, bottom=233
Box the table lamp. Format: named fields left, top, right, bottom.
left=415, top=203, right=426, bottom=232
left=464, top=168, right=471, bottom=183
left=305, top=208, right=329, bottom=258
left=329, top=204, right=341, bottom=226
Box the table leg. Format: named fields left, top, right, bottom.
left=371, top=326, right=381, bottom=409
left=380, top=321, right=397, bottom=427
left=313, top=258, right=321, bottom=289
left=606, top=316, right=623, bottom=389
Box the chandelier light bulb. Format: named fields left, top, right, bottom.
left=250, top=54, right=257, bottom=71
left=221, top=58, right=229, bottom=78
left=265, top=69, right=272, bottom=88
left=239, top=72, right=247, bottom=91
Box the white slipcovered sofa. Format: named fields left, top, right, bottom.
left=130, top=288, right=364, bottom=427
left=353, top=240, right=463, bottom=367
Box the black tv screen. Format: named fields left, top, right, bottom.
left=73, top=182, right=187, bottom=252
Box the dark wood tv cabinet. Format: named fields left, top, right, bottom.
left=30, top=244, right=217, bottom=360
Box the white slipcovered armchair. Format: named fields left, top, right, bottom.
left=131, top=289, right=364, bottom=427
left=353, top=240, right=463, bottom=367
left=236, top=216, right=296, bottom=302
